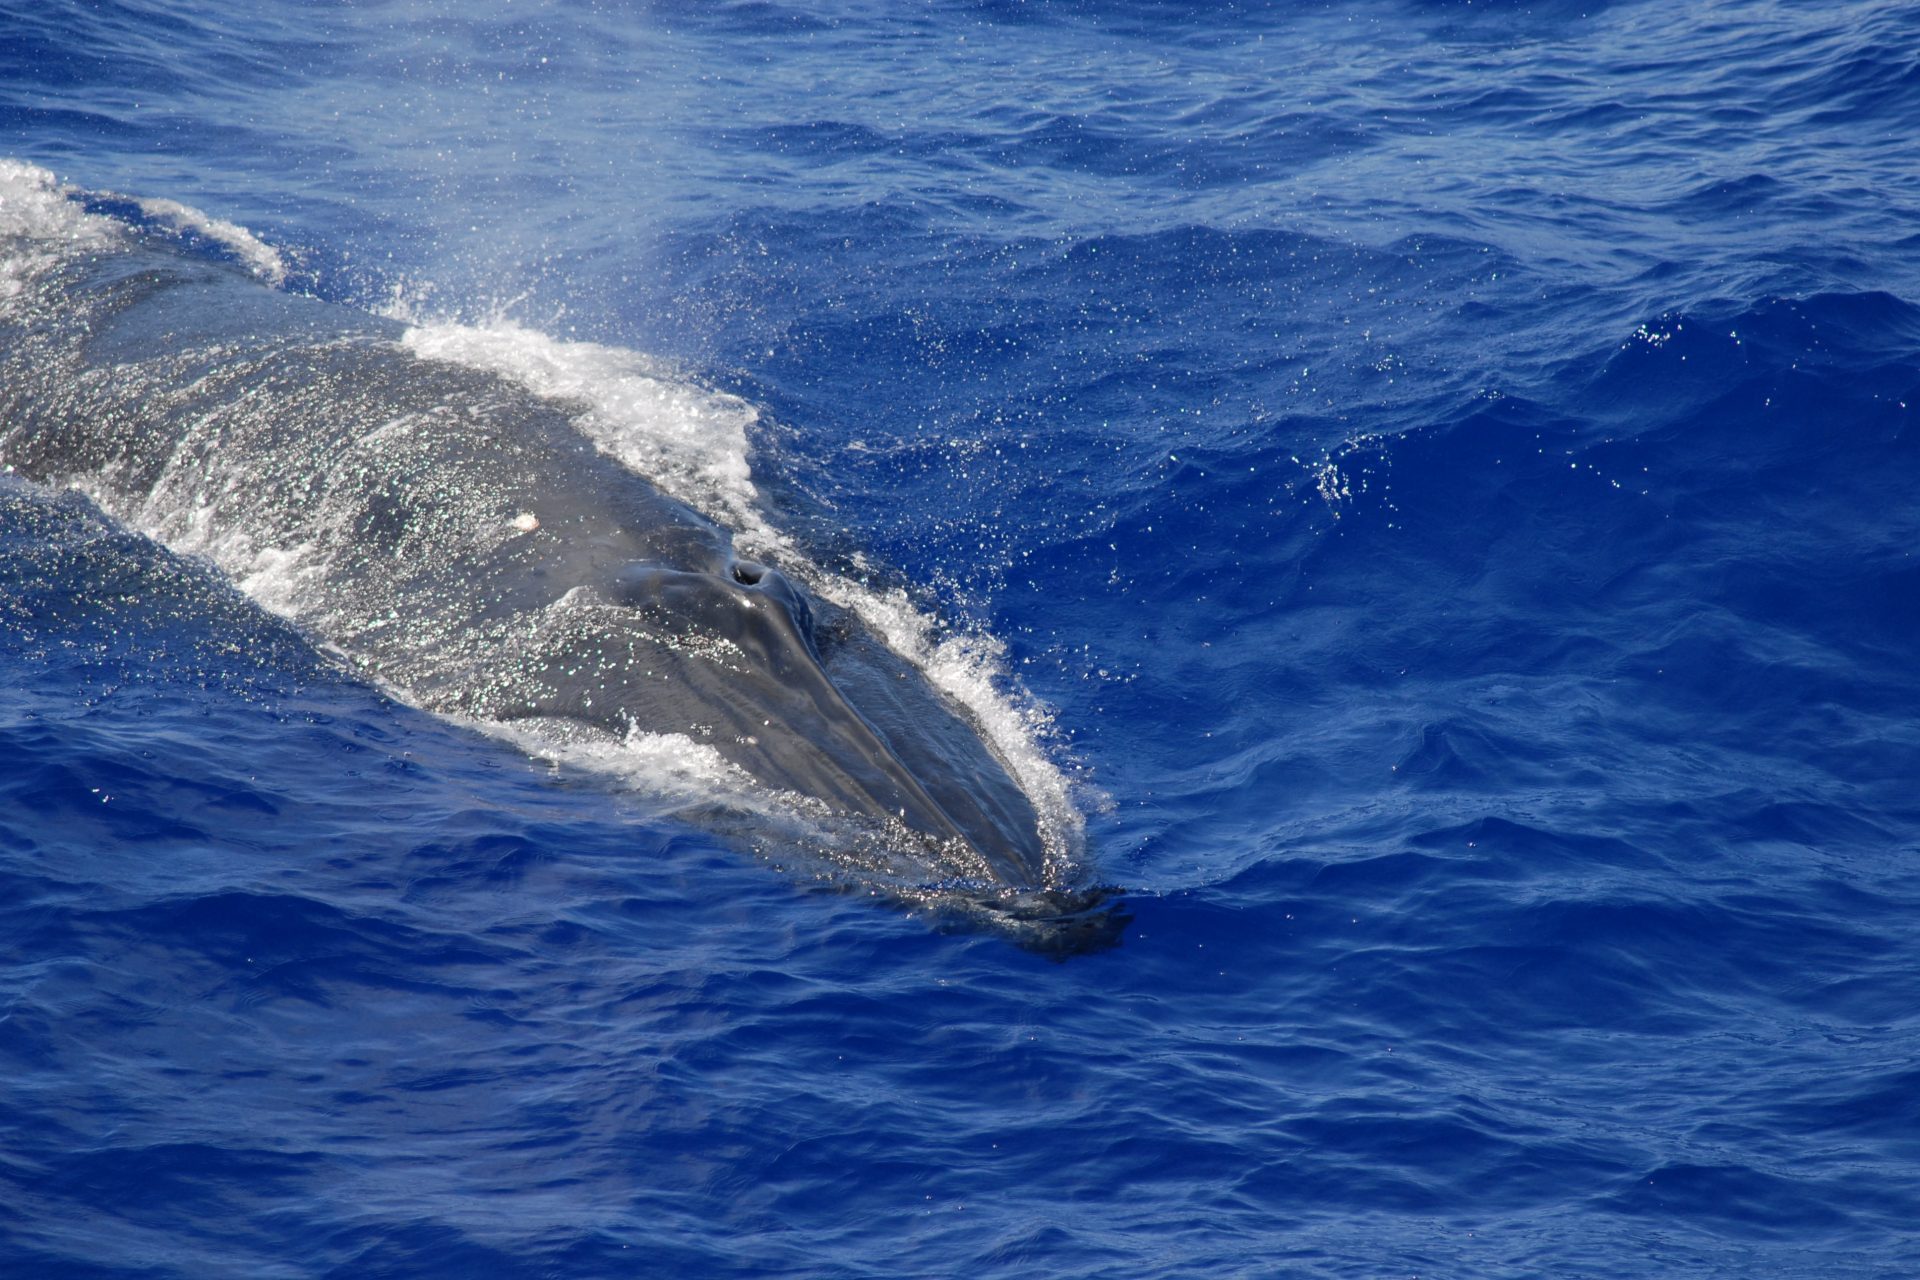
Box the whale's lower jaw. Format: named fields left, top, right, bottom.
left=0, top=191, right=1090, bottom=923
left=854, top=879, right=1131, bottom=956
left=965, top=884, right=1133, bottom=957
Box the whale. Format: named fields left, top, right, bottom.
left=0, top=171, right=1122, bottom=948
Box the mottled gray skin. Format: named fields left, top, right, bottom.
left=0, top=235, right=1057, bottom=891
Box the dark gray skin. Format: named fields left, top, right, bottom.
left=0, top=228, right=1120, bottom=934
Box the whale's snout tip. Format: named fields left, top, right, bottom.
left=961, top=884, right=1132, bottom=957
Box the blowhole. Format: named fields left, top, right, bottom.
left=731, top=561, right=766, bottom=586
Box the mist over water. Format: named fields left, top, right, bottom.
left=5, top=2, right=1920, bottom=1276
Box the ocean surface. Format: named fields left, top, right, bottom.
left=4, top=1, right=1919, bottom=1276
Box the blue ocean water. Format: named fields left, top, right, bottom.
left=4, top=0, right=1920, bottom=1275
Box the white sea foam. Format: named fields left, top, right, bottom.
left=0, top=160, right=121, bottom=300
left=0, top=160, right=287, bottom=296
left=133, top=196, right=288, bottom=286
left=487, top=716, right=769, bottom=810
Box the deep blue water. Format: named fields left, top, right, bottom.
left=5, top=1, right=1920, bottom=1275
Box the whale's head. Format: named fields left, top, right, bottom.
left=455, top=533, right=1065, bottom=897
left=616, top=556, right=1052, bottom=886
